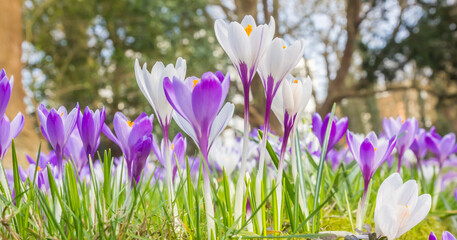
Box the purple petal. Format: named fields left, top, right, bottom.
left=164, top=76, right=196, bottom=125
left=191, top=72, right=223, bottom=134
left=443, top=231, right=457, bottom=240
left=312, top=113, right=323, bottom=143
left=429, top=232, right=437, bottom=240
left=46, top=109, right=65, bottom=151
left=359, top=138, right=375, bottom=183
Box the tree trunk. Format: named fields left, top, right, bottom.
left=0, top=0, right=42, bottom=167
left=318, top=0, right=361, bottom=116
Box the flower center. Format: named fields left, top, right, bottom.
left=127, top=121, right=134, bottom=127
left=192, top=79, right=200, bottom=88
left=283, top=45, right=286, bottom=49
left=37, top=166, right=41, bottom=172
left=294, top=80, right=298, bottom=84
left=396, top=204, right=411, bottom=228
left=171, top=144, right=174, bottom=150
left=244, top=24, right=252, bottom=37
left=374, top=148, right=377, bottom=151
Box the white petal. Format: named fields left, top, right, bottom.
left=375, top=204, right=399, bottom=240
left=209, top=103, right=234, bottom=147
left=241, top=15, right=256, bottom=28
left=228, top=22, right=251, bottom=66
left=175, top=57, right=187, bottom=80
left=396, top=194, right=431, bottom=238
left=376, top=173, right=403, bottom=211
left=282, top=80, right=294, bottom=114
left=395, top=180, right=418, bottom=208
left=271, top=84, right=285, bottom=125
left=214, top=19, right=237, bottom=64
left=172, top=112, right=198, bottom=146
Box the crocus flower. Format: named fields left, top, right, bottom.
left=215, top=17, right=275, bottom=221
left=65, top=129, right=89, bottom=174
left=77, top=106, right=105, bottom=159
left=0, top=113, right=24, bottom=160
left=135, top=57, right=186, bottom=131
left=0, top=69, right=13, bottom=118
left=38, top=104, right=79, bottom=175
left=347, top=131, right=397, bottom=202
left=151, top=132, right=187, bottom=181
left=102, top=112, right=153, bottom=184
left=24, top=152, right=57, bottom=192
left=256, top=38, right=305, bottom=226
left=312, top=112, right=349, bottom=153
left=164, top=71, right=233, bottom=239
left=430, top=231, right=456, bottom=240
left=326, top=148, right=352, bottom=171
left=425, top=132, right=457, bottom=169
left=164, top=71, right=233, bottom=162
left=215, top=15, right=275, bottom=92
left=382, top=117, right=417, bottom=172
left=375, top=173, right=431, bottom=240
left=410, top=128, right=428, bottom=167
left=270, top=75, right=312, bottom=227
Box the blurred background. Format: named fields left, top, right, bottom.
left=0, top=0, right=456, bottom=166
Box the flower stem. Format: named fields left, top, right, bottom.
left=234, top=94, right=250, bottom=228
left=202, top=155, right=215, bottom=240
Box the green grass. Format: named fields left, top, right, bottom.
left=0, top=132, right=456, bottom=239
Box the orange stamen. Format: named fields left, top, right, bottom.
left=294, top=80, right=298, bottom=84
left=60, top=112, right=64, bottom=117
left=193, top=79, right=200, bottom=88
left=127, top=121, right=134, bottom=127
left=282, top=46, right=286, bottom=49
left=244, top=24, right=253, bottom=37
left=171, top=144, right=174, bottom=151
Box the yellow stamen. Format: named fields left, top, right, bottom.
left=37, top=166, right=41, bottom=172
left=374, top=148, right=377, bottom=151
left=193, top=79, right=200, bottom=88
left=244, top=24, right=253, bottom=37
left=171, top=144, right=174, bottom=151
left=401, top=119, right=405, bottom=124
left=60, top=113, right=64, bottom=117
left=282, top=45, right=286, bottom=49
left=294, top=80, right=298, bottom=84
left=127, top=121, right=134, bottom=127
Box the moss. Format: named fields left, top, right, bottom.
left=399, top=217, right=448, bottom=240
left=320, top=214, right=354, bottom=232
left=320, top=215, right=453, bottom=239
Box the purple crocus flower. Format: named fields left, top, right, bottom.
left=77, top=106, right=105, bottom=159
left=430, top=231, right=457, bottom=240
left=410, top=128, right=428, bottom=167
left=65, top=129, right=89, bottom=173
left=38, top=104, right=79, bottom=175
left=425, top=132, right=457, bottom=170
left=326, top=148, right=352, bottom=171
left=0, top=113, right=24, bottom=160
left=347, top=131, right=397, bottom=202
left=24, top=152, right=57, bottom=192
left=151, top=132, right=187, bottom=181
left=102, top=112, right=153, bottom=184
left=0, top=69, right=13, bottom=118
left=164, top=71, right=233, bottom=163
left=382, top=117, right=417, bottom=172
left=164, top=71, right=233, bottom=237
left=312, top=112, right=349, bottom=153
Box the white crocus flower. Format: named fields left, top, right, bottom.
left=375, top=173, right=431, bottom=240
left=135, top=57, right=186, bottom=129
left=214, top=15, right=275, bottom=87
left=257, top=38, right=305, bottom=100
left=272, top=75, right=312, bottom=125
